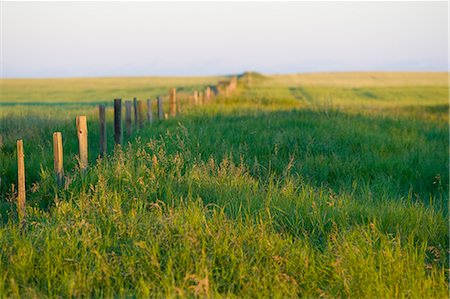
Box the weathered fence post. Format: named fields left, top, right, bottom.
left=138, top=100, right=146, bottom=128
left=125, top=100, right=132, bottom=136
left=76, top=116, right=88, bottom=171
left=133, top=97, right=138, bottom=128
left=16, top=139, right=26, bottom=222
left=205, top=87, right=211, bottom=102
left=147, top=99, right=153, bottom=123
left=158, top=96, right=164, bottom=120
left=177, top=97, right=183, bottom=114
left=53, top=132, right=64, bottom=186
left=230, top=76, right=237, bottom=91
left=199, top=91, right=204, bottom=105
left=99, top=105, right=106, bottom=157
left=114, top=99, right=122, bottom=145
left=217, top=81, right=227, bottom=96
left=169, top=88, right=177, bottom=117
left=194, top=91, right=199, bottom=105
left=0, top=135, right=3, bottom=148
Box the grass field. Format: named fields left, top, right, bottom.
left=0, top=72, right=448, bottom=297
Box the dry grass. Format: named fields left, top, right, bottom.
left=268, top=72, right=449, bottom=87
left=0, top=76, right=225, bottom=103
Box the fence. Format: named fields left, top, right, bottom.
left=11, top=76, right=240, bottom=223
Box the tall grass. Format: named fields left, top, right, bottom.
left=0, top=73, right=448, bottom=297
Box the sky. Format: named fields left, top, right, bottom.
left=1, top=1, right=448, bottom=78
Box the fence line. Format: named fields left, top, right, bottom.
left=13, top=75, right=241, bottom=224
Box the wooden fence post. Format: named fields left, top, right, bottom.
left=158, top=96, right=164, bottom=120
left=137, top=100, right=146, bottom=128
left=53, top=132, right=64, bottom=186
left=125, top=100, right=132, bottom=136
left=230, top=76, right=237, bottom=91
left=169, top=88, right=177, bottom=117
left=205, top=87, right=211, bottom=102
left=76, top=116, right=88, bottom=171
left=199, top=91, right=204, bottom=105
left=133, top=97, right=138, bottom=129
left=114, top=99, right=122, bottom=145
left=0, top=135, right=3, bottom=148
left=194, top=91, right=199, bottom=105
left=147, top=99, right=153, bottom=123
left=16, top=139, right=26, bottom=222
left=177, top=97, right=182, bottom=114
left=99, top=105, right=106, bottom=157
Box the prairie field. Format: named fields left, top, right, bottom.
left=0, top=72, right=448, bottom=297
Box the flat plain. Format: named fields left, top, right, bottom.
left=0, top=72, right=448, bottom=297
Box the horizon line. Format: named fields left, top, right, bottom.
left=1, top=70, right=448, bottom=80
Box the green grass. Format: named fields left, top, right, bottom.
left=0, top=72, right=448, bottom=297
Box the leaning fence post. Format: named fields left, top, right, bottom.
left=125, top=100, right=132, bottom=136
left=147, top=99, right=153, bottom=123
left=133, top=97, right=138, bottom=129
left=17, top=139, right=26, bottom=222
left=99, top=105, right=106, bottom=157
left=53, top=132, right=64, bottom=186
left=76, top=116, right=88, bottom=171
left=169, top=88, right=177, bottom=117
left=114, top=99, right=122, bottom=145
left=158, top=96, right=164, bottom=120
left=137, top=100, right=146, bottom=128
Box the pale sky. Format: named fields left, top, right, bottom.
left=1, top=1, right=448, bottom=78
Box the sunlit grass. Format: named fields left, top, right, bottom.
left=0, top=72, right=448, bottom=297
